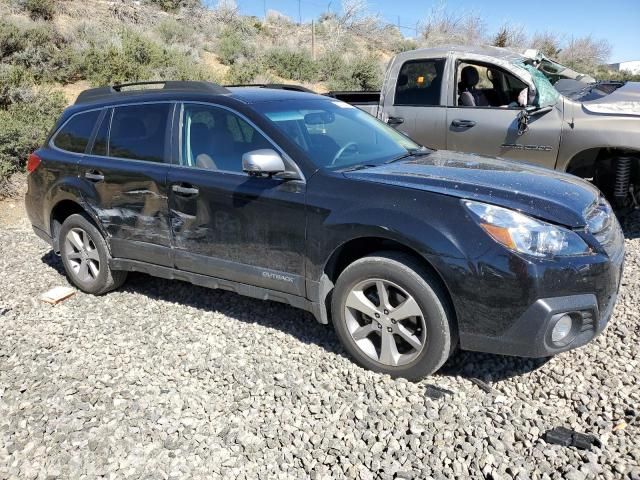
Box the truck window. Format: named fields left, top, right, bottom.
left=395, top=59, right=445, bottom=107
left=456, top=61, right=528, bottom=108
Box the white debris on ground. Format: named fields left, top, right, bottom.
left=0, top=202, right=639, bottom=479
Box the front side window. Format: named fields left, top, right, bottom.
left=254, top=99, right=420, bottom=170
left=395, top=59, right=446, bottom=106
left=456, top=61, right=529, bottom=108
left=181, top=104, right=272, bottom=172
left=109, top=104, right=172, bottom=162
left=53, top=110, right=101, bottom=153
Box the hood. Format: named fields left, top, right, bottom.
left=344, top=150, right=600, bottom=228
left=582, top=82, right=640, bottom=116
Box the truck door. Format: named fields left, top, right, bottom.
left=446, top=60, right=562, bottom=169
left=380, top=58, right=448, bottom=150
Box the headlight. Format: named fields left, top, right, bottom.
left=464, top=200, right=591, bottom=258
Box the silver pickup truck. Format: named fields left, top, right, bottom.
left=330, top=45, right=640, bottom=207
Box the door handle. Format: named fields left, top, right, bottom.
left=84, top=171, right=104, bottom=182
left=387, top=116, right=404, bottom=126
left=172, top=184, right=199, bottom=196
left=451, top=119, right=476, bottom=128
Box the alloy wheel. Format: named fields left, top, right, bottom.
left=344, top=278, right=426, bottom=367
left=64, top=227, right=100, bottom=283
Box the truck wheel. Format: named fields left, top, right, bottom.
left=331, top=251, right=454, bottom=380
left=59, top=213, right=127, bottom=295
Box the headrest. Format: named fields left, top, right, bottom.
left=461, top=66, right=480, bottom=88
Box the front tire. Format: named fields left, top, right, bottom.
left=59, top=213, right=127, bottom=295
left=331, top=252, right=454, bottom=380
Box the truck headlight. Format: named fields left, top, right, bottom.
left=464, top=200, right=591, bottom=258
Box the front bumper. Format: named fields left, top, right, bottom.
left=448, top=220, right=624, bottom=358
left=459, top=292, right=617, bottom=357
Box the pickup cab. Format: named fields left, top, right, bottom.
left=330, top=45, right=640, bottom=208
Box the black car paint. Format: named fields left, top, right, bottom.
left=25, top=88, right=623, bottom=358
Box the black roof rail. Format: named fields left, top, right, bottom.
left=225, top=83, right=316, bottom=93
left=74, top=81, right=231, bottom=105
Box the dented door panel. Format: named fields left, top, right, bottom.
left=79, top=156, right=173, bottom=266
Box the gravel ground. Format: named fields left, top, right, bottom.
left=0, top=199, right=639, bottom=480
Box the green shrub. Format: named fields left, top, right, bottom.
left=78, top=30, right=217, bottom=85
left=264, top=48, right=317, bottom=82
left=0, top=20, right=80, bottom=84
left=145, top=0, right=200, bottom=12
left=23, top=0, right=56, bottom=21
left=217, top=28, right=252, bottom=66
left=226, top=59, right=264, bottom=84
left=317, top=51, right=346, bottom=82
left=0, top=21, right=26, bottom=58
left=0, top=78, right=66, bottom=186
left=326, top=54, right=382, bottom=91
left=155, top=18, right=193, bottom=45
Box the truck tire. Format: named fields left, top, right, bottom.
left=59, top=213, right=127, bottom=295
left=331, top=251, right=455, bottom=380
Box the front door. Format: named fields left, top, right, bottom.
left=80, top=103, right=175, bottom=266
left=446, top=60, right=562, bottom=169
left=167, top=103, right=307, bottom=296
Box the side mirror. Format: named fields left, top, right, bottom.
left=242, top=149, right=286, bottom=177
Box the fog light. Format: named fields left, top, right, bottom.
left=551, top=314, right=573, bottom=343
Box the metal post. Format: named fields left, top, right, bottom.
left=298, top=0, right=302, bottom=24
left=312, top=20, right=316, bottom=60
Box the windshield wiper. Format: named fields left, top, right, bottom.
left=385, top=147, right=432, bottom=164
left=340, top=163, right=377, bottom=172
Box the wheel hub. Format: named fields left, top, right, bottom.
left=344, top=278, right=427, bottom=367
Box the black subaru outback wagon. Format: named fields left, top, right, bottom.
left=25, top=81, right=624, bottom=379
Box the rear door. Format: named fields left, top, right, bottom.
left=79, top=102, right=174, bottom=266
left=445, top=59, right=562, bottom=169
left=381, top=57, right=448, bottom=149
left=166, top=102, right=307, bottom=296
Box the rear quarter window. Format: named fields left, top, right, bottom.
left=53, top=110, right=101, bottom=153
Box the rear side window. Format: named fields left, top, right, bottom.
left=395, top=59, right=446, bottom=106
left=109, top=104, right=172, bottom=162
left=53, top=110, right=101, bottom=153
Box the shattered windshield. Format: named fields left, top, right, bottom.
left=517, top=62, right=560, bottom=108
left=537, top=58, right=596, bottom=85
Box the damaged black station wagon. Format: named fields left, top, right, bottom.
left=25, top=81, right=624, bottom=379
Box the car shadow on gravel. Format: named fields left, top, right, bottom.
left=439, top=350, right=550, bottom=383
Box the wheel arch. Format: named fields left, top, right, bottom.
left=317, top=236, right=458, bottom=331
left=49, top=199, right=105, bottom=253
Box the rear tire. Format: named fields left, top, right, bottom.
left=331, top=251, right=454, bottom=380
left=59, top=213, right=127, bottom=295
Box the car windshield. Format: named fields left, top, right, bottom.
left=253, top=99, right=421, bottom=170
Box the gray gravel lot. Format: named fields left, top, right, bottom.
left=0, top=200, right=639, bottom=479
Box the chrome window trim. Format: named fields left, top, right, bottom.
left=178, top=101, right=306, bottom=182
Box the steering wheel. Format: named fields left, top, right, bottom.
left=330, top=142, right=359, bottom=166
